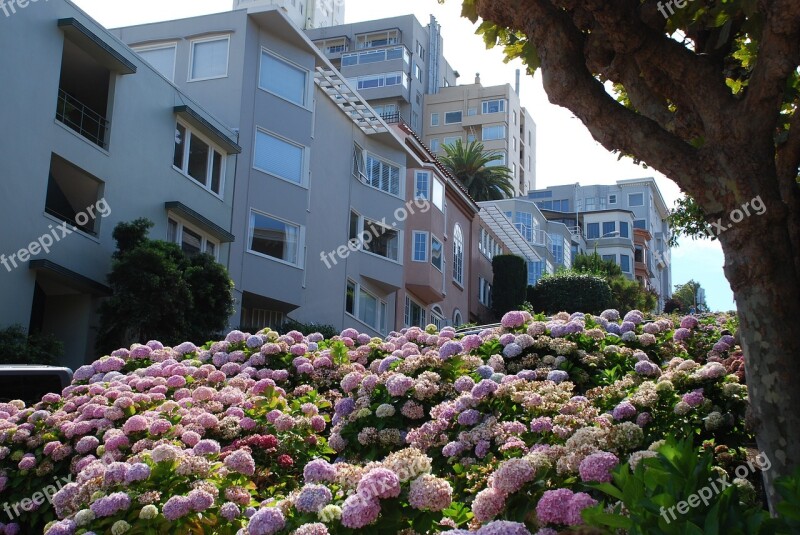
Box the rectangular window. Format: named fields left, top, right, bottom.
left=189, top=36, right=229, bottom=81
left=45, top=154, right=103, bottom=236
left=362, top=218, right=399, bottom=261
left=620, top=254, right=631, bottom=273
left=485, top=151, right=506, bottom=167
left=629, top=193, right=644, bottom=206
left=404, top=296, right=426, bottom=327
left=259, top=50, right=308, bottom=106
left=345, top=280, right=355, bottom=315
left=254, top=129, right=304, bottom=185
left=587, top=222, right=600, bottom=239
left=167, top=217, right=219, bottom=259
left=482, top=125, right=505, bottom=141
left=620, top=221, right=629, bottom=238
left=633, top=219, right=647, bottom=230
left=609, top=194, right=617, bottom=204
left=602, top=254, right=616, bottom=264
left=358, top=288, right=379, bottom=328
left=350, top=72, right=406, bottom=90
left=173, top=122, right=225, bottom=196
left=513, top=111, right=517, bottom=125
left=431, top=236, right=442, bottom=270
left=482, top=99, right=506, bottom=114
left=415, top=171, right=430, bottom=200
left=479, top=277, right=492, bottom=306
left=444, top=111, right=462, bottom=124
left=602, top=222, right=616, bottom=236
left=134, top=43, right=176, bottom=81
left=416, top=41, right=425, bottom=59
left=356, top=30, right=399, bottom=49
left=414, top=63, right=422, bottom=80
left=527, top=261, right=545, bottom=285
left=467, top=133, right=476, bottom=143
left=413, top=231, right=428, bottom=262
left=249, top=211, right=300, bottom=265
left=443, top=135, right=461, bottom=146
left=467, top=107, right=477, bottom=116
left=429, top=138, right=439, bottom=152
left=432, top=177, right=444, bottom=211
left=431, top=112, right=439, bottom=126
left=512, top=137, right=516, bottom=151
left=365, top=154, right=401, bottom=196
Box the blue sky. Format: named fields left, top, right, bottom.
left=71, top=0, right=737, bottom=311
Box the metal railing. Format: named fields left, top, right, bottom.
left=56, top=89, right=110, bottom=149
left=379, top=111, right=402, bottom=124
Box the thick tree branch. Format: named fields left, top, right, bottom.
left=777, top=108, right=800, bottom=183
left=474, top=0, right=722, bottom=205
left=739, top=0, right=800, bottom=140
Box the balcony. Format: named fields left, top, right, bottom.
left=406, top=264, right=445, bottom=305
left=56, top=89, right=110, bottom=149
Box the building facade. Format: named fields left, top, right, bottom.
left=423, top=77, right=537, bottom=196
left=527, top=178, right=673, bottom=309
left=0, top=0, right=239, bottom=369
left=306, top=15, right=459, bottom=134
left=232, top=0, right=344, bottom=30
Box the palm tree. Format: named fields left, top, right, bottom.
left=438, top=139, right=515, bottom=200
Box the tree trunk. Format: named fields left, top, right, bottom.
left=717, top=192, right=800, bottom=511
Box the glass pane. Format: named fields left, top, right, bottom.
left=260, top=51, right=307, bottom=106
left=137, top=46, right=176, bottom=81
left=182, top=227, right=203, bottom=256
left=211, top=151, right=223, bottom=194
left=187, top=134, right=210, bottom=185
left=205, top=241, right=216, bottom=257
left=191, top=38, right=229, bottom=79
left=174, top=124, right=186, bottom=169
left=250, top=212, right=298, bottom=264
left=346, top=281, right=355, bottom=314
left=431, top=238, right=442, bottom=270
left=349, top=211, right=360, bottom=242
left=358, top=289, right=377, bottom=328
left=254, top=131, right=303, bottom=183
left=167, top=219, right=178, bottom=243
left=432, top=178, right=444, bottom=211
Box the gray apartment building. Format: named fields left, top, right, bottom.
left=114, top=6, right=446, bottom=338
left=306, top=14, right=459, bottom=134
left=527, top=178, right=673, bottom=309
left=0, top=0, right=240, bottom=369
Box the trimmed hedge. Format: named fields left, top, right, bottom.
left=491, top=255, right=528, bottom=319
left=527, top=273, right=613, bottom=314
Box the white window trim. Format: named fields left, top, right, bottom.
left=608, top=194, right=617, bottom=205
left=412, top=231, right=429, bottom=262
left=167, top=215, right=220, bottom=260
left=133, top=42, right=177, bottom=82
left=452, top=223, right=465, bottom=287
left=404, top=295, right=426, bottom=328
left=188, top=35, right=230, bottom=82
left=482, top=125, right=506, bottom=141
left=430, top=113, right=439, bottom=126
left=351, top=211, right=403, bottom=264
left=253, top=127, right=309, bottom=188
left=346, top=279, right=388, bottom=334
left=415, top=170, right=431, bottom=200
left=173, top=120, right=226, bottom=199
left=628, top=193, right=645, bottom=207
left=482, top=99, right=506, bottom=114
left=444, top=110, right=463, bottom=124
left=246, top=209, right=305, bottom=269
left=258, top=47, right=312, bottom=110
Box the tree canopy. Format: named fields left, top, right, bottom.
left=455, top=0, right=800, bottom=506
left=439, top=138, right=516, bottom=200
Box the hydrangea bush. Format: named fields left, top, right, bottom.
left=0, top=310, right=758, bottom=534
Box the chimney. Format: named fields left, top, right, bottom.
left=515, top=69, right=520, bottom=95
left=475, top=72, right=481, bottom=85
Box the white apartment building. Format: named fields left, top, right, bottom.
left=233, top=0, right=344, bottom=29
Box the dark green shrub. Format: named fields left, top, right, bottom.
left=280, top=319, right=338, bottom=339
left=491, top=255, right=528, bottom=319
left=0, top=324, right=63, bottom=365
left=527, top=273, right=613, bottom=314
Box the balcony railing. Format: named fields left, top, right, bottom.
left=56, top=88, right=110, bottom=149
left=379, top=111, right=401, bottom=124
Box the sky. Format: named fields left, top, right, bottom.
left=71, top=0, right=736, bottom=311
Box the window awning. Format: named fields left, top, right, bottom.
left=29, top=259, right=111, bottom=296
left=165, top=202, right=235, bottom=243
left=58, top=18, right=137, bottom=75
left=174, top=105, right=242, bottom=155
left=478, top=205, right=542, bottom=262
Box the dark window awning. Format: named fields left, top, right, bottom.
left=165, top=202, right=235, bottom=243
left=174, top=105, right=242, bottom=155
left=58, top=18, right=137, bottom=75
left=29, top=259, right=111, bottom=296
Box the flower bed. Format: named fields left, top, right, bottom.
left=0, top=310, right=757, bottom=534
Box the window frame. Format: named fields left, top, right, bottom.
left=404, top=295, right=426, bottom=328
left=620, top=254, right=632, bottom=273
left=415, top=170, right=430, bottom=200
left=430, top=235, right=443, bottom=271
left=258, top=48, right=310, bottom=108
left=412, top=231, right=428, bottom=262
left=167, top=216, right=219, bottom=260
left=430, top=112, right=439, bottom=126
left=133, top=42, right=177, bottom=82
left=173, top=120, right=226, bottom=198
left=628, top=192, right=645, bottom=206
left=481, top=99, right=506, bottom=114
left=482, top=124, right=506, bottom=141
left=364, top=152, right=403, bottom=197
left=452, top=223, right=464, bottom=286
left=247, top=209, right=304, bottom=268
left=253, top=127, right=308, bottom=187
left=188, top=35, right=230, bottom=82
left=444, top=110, right=463, bottom=124
left=346, top=279, right=388, bottom=334
left=586, top=222, right=600, bottom=239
